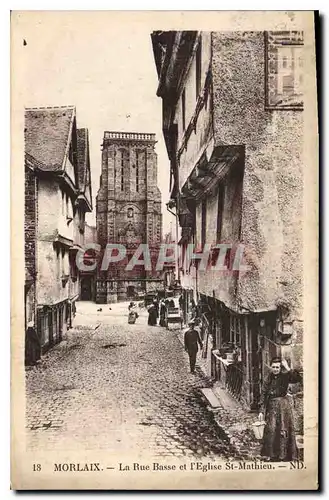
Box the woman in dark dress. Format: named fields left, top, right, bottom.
left=25, top=323, right=41, bottom=366
left=154, top=299, right=159, bottom=319
left=159, top=300, right=167, bottom=327
left=147, top=303, right=157, bottom=326
left=258, top=357, right=302, bottom=461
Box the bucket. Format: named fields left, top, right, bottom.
left=252, top=420, right=266, bottom=440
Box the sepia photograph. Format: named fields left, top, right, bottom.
left=11, top=10, right=318, bottom=490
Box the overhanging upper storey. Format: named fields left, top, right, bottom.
left=181, top=145, right=244, bottom=201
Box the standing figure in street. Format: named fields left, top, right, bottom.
left=147, top=302, right=157, bottom=326
left=193, top=317, right=203, bottom=338
left=25, top=322, right=41, bottom=366
left=128, top=302, right=138, bottom=324
left=179, top=294, right=184, bottom=310
left=154, top=298, right=159, bottom=319
left=179, top=294, right=186, bottom=325
left=190, top=298, right=197, bottom=319
left=184, top=320, right=203, bottom=374
left=159, top=300, right=167, bottom=327
left=258, top=357, right=302, bottom=461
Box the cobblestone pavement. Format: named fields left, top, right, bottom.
left=26, top=301, right=240, bottom=459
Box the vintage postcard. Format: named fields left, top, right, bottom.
left=11, top=10, right=318, bottom=490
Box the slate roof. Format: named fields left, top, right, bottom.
left=25, top=151, right=48, bottom=171
left=25, top=106, right=75, bottom=171
left=76, top=128, right=88, bottom=192
left=76, top=128, right=93, bottom=210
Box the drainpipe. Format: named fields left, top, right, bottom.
left=166, top=202, right=180, bottom=284
left=176, top=191, right=181, bottom=285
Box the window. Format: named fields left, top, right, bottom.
left=182, top=89, right=186, bottom=132
left=201, top=199, right=207, bottom=249
left=66, top=194, right=73, bottom=219
left=216, top=184, right=225, bottom=243
left=127, top=207, right=134, bottom=219
left=265, top=31, right=304, bottom=108
left=119, top=149, right=129, bottom=191
left=230, top=314, right=241, bottom=347
left=121, top=153, right=124, bottom=191
left=43, top=314, right=50, bottom=345
left=136, top=152, right=139, bottom=192
left=61, top=248, right=65, bottom=276
left=69, top=252, right=78, bottom=281
left=277, top=46, right=303, bottom=95
left=57, top=248, right=62, bottom=278
left=56, top=247, right=60, bottom=279
left=196, top=39, right=202, bottom=99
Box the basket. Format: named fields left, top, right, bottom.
left=252, top=420, right=266, bottom=440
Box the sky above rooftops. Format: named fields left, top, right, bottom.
left=17, top=11, right=173, bottom=234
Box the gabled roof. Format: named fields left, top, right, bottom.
left=25, top=105, right=76, bottom=171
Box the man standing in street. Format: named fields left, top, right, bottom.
left=184, top=320, right=203, bottom=374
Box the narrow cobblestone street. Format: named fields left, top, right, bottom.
left=26, top=301, right=239, bottom=460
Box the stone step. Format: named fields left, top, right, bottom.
left=212, top=385, right=240, bottom=411
left=200, top=388, right=222, bottom=408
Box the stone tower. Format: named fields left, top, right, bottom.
left=96, top=132, right=163, bottom=303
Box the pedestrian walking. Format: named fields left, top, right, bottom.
left=184, top=320, right=203, bottom=374
left=193, top=317, right=203, bottom=338
left=258, top=357, right=302, bottom=461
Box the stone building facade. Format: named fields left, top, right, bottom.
left=152, top=30, right=304, bottom=430
left=96, top=132, right=163, bottom=303
left=24, top=106, right=92, bottom=360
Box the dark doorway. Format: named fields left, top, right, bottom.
left=48, top=310, right=54, bottom=346
left=127, top=286, right=135, bottom=298
left=59, top=305, right=63, bottom=342
left=81, top=277, right=92, bottom=300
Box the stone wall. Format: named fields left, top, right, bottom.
left=210, top=32, right=304, bottom=374
left=211, top=32, right=303, bottom=320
